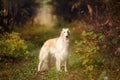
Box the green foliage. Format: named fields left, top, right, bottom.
left=0, top=48, right=38, bottom=80
left=0, top=26, right=4, bottom=32
left=55, top=19, right=72, bottom=28
left=0, top=32, right=28, bottom=58
left=98, top=71, right=107, bottom=80
left=0, top=10, right=3, bottom=15
left=25, top=41, right=35, bottom=51
left=75, top=31, right=105, bottom=79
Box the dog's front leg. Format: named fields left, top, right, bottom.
left=56, top=59, right=61, bottom=71
left=64, top=59, right=68, bottom=72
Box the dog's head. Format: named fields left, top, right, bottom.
left=61, top=28, right=70, bottom=41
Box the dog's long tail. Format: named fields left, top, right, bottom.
left=38, top=58, right=42, bottom=71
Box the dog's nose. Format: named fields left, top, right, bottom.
left=66, top=36, right=69, bottom=38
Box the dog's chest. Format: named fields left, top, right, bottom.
left=50, top=40, right=68, bottom=54
left=57, top=40, right=68, bottom=51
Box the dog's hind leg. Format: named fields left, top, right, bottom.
left=48, top=54, right=51, bottom=70
left=38, top=53, right=46, bottom=72
left=38, top=59, right=43, bottom=72
left=38, top=51, right=50, bottom=72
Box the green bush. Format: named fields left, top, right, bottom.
left=0, top=32, right=28, bottom=59
left=75, top=31, right=105, bottom=79
left=25, top=41, right=35, bottom=51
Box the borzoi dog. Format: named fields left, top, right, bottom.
left=38, top=28, right=70, bottom=72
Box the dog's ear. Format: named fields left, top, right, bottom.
left=67, top=28, right=70, bottom=34
left=68, top=29, right=70, bottom=36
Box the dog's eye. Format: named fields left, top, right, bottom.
left=64, top=32, right=65, bottom=33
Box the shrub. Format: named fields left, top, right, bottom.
left=0, top=32, right=28, bottom=59
left=75, top=31, right=105, bottom=79
left=25, top=41, right=35, bottom=51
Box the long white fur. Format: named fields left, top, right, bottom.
left=38, top=28, right=70, bottom=72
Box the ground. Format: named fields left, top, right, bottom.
left=0, top=48, right=86, bottom=80
left=0, top=25, right=120, bottom=80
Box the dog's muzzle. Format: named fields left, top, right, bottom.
left=65, top=35, right=69, bottom=40
left=66, top=36, right=69, bottom=38
left=65, top=31, right=70, bottom=40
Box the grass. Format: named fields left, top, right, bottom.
left=0, top=47, right=85, bottom=80
left=0, top=48, right=38, bottom=80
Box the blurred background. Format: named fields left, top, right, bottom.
left=0, top=0, right=120, bottom=80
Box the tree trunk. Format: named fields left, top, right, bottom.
left=87, top=4, right=93, bottom=20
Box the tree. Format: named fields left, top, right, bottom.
left=0, top=0, right=39, bottom=32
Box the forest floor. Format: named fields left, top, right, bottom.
left=0, top=48, right=87, bottom=80
left=0, top=25, right=86, bottom=80
left=0, top=23, right=119, bottom=80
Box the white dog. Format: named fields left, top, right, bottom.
left=38, top=28, right=70, bottom=72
